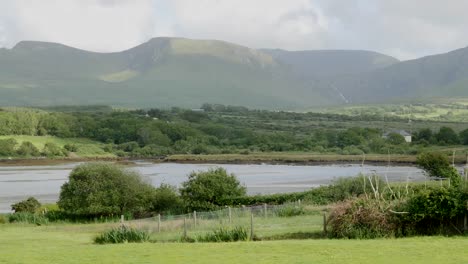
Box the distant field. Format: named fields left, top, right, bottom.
left=321, top=101, right=468, bottom=123
left=0, top=135, right=114, bottom=158
left=0, top=224, right=467, bottom=264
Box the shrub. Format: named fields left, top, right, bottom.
left=42, top=142, right=66, bottom=157
left=328, top=197, right=397, bottom=239
left=180, top=168, right=246, bottom=211
left=58, top=163, right=155, bottom=216
left=196, top=226, right=248, bottom=242
left=416, top=152, right=461, bottom=186
left=8, top=212, right=49, bottom=225
left=151, top=184, right=184, bottom=214
left=275, top=205, right=305, bottom=217
left=0, top=138, right=17, bottom=156
left=11, top=197, right=41, bottom=213
left=327, top=175, right=385, bottom=202
left=16, top=141, right=40, bottom=156
left=94, top=226, right=150, bottom=244
left=0, top=215, right=7, bottom=224
left=401, top=186, right=468, bottom=235
left=64, top=143, right=78, bottom=152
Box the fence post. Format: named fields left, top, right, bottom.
left=157, top=214, right=161, bottom=233
left=264, top=203, right=267, bottom=218
left=250, top=210, right=254, bottom=240
left=464, top=215, right=467, bottom=232
left=228, top=207, right=232, bottom=224
left=183, top=217, right=187, bottom=238
left=298, top=199, right=301, bottom=206
left=120, top=214, right=124, bottom=224
left=194, top=211, right=197, bottom=227
left=323, top=213, right=327, bottom=236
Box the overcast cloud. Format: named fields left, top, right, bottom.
left=0, top=0, right=467, bottom=60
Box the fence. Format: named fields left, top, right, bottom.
left=122, top=202, right=326, bottom=241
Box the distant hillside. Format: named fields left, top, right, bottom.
left=263, top=49, right=399, bottom=78
left=1, top=37, right=468, bottom=109
left=0, top=38, right=335, bottom=109
left=336, top=45, right=468, bottom=103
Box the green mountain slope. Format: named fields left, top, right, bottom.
left=2, top=37, right=468, bottom=109
left=263, top=49, right=399, bottom=78
left=0, top=38, right=334, bottom=109
left=336, top=46, right=468, bottom=103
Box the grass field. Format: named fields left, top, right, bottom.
left=0, top=223, right=467, bottom=264
left=0, top=135, right=114, bottom=158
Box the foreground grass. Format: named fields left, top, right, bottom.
left=0, top=224, right=467, bottom=264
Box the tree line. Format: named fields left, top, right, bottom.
left=1, top=106, right=468, bottom=158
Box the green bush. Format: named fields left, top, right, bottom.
left=94, top=226, right=150, bottom=244
left=43, top=142, right=66, bottom=157
left=180, top=168, right=246, bottom=211
left=0, top=138, right=17, bottom=156
left=416, top=152, right=461, bottom=186
left=0, top=215, right=7, bottom=224
left=8, top=212, right=49, bottom=225
left=64, top=143, right=79, bottom=152
left=401, top=186, right=468, bottom=235
left=327, top=175, right=385, bottom=202
left=151, top=184, right=184, bottom=214
left=16, top=141, right=40, bottom=157
left=196, top=226, right=248, bottom=242
left=11, top=197, right=41, bottom=213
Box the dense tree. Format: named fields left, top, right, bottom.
left=386, top=132, right=406, bottom=145
left=435, top=127, right=459, bottom=145
left=58, top=163, right=154, bottom=216
left=0, top=138, right=17, bottom=156
left=459, top=128, right=468, bottom=145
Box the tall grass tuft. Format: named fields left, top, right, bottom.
left=276, top=205, right=305, bottom=217
left=94, top=225, right=150, bottom=244
left=8, top=212, right=49, bottom=225
left=196, top=226, right=248, bottom=242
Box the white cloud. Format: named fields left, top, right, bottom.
left=1, top=0, right=468, bottom=60
left=0, top=0, right=154, bottom=51
left=170, top=0, right=330, bottom=50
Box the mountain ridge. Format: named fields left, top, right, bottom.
left=1, top=37, right=468, bottom=109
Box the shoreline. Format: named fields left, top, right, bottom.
left=1, top=153, right=466, bottom=167
left=0, top=153, right=418, bottom=167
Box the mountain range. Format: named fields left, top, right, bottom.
left=0, top=37, right=467, bottom=109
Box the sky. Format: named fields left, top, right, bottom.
left=0, top=0, right=467, bottom=60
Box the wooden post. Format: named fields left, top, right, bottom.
left=250, top=210, right=254, bottom=240
left=298, top=199, right=301, bottom=206
left=157, top=214, right=161, bottom=233
left=464, top=215, right=467, bottom=231
left=183, top=217, right=187, bottom=238
left=193, top=211, right=197, bottom=227
left=228, top=207, right=232, bottom=224
left=453, top=150, right=456, bottom=167
left=323, top=214, right=327, bottom=235
left=264, top=203, right=267, bottom=218
left=120, top=215, right=124, bottom=224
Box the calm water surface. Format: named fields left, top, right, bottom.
left=0, top=161, right=426, bottom=212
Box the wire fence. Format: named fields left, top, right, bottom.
left=121, top=202, right=325, bottom=241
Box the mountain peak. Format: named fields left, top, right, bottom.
left=12, top=41, right=74, bottom=51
